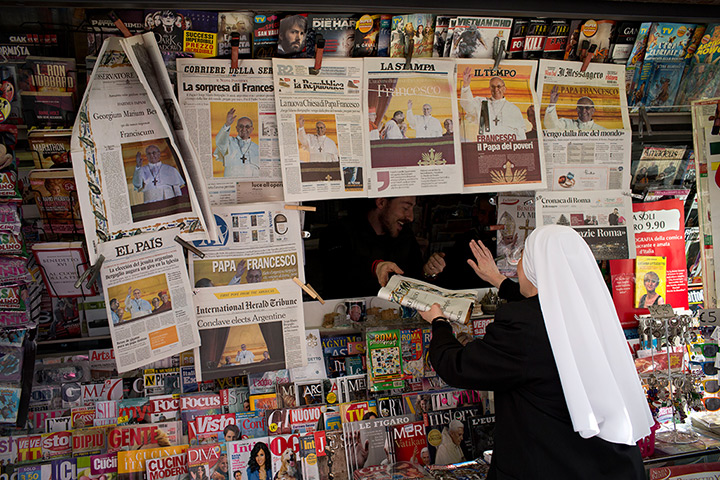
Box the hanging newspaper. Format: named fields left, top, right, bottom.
left=537, top=60, right=631, bottom=192
left=193, top=279, right=306, bottom=381
left=456, top=59, right=545, bottom=192
left=72, top=36, right=215, bottom=263
left=496, top=193, right=536, bottom=277
left=272, top=58, right=368, bottom=201
left=177, top=58, right=283, bottom=205
left=364, top=58, right=463, bottom=196
left=96, top=229, right=201, bottom=373
left=535, top=190, right=636, bottom=260
left=691, top=98, right=720, bottom=308
left=188, top=202, right=304, bottom=288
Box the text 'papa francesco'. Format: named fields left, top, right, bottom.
left=114, top=237, right=163, bottom=257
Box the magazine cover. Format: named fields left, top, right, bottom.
left=634, top=256, right=668, bottom=309
left=448, top=17, right=513, bottom=59
left=269, top=434, right=302, bottom=479
left=28, top=169, right=82, bottom=237
left=387, top=421, right=428, bottom=465
left=117, top=444, right=189, bottom=480
left=507, top=19, right=528, bottom=59
left=28, top=128, right=72, bottom=169
left=228, top=437, right=271, bottom=480
left=308, top=14, right=357, bottom=57
left=626, top=22, right=651, bottom=93
left=496, top=194, right=535, bottom=277
left=389, top=14, right=435, bottom=58
left=253, top=14, right=280, bottom=58
left=424, top=406, right=482, bottom=465
left=353, top=14, right=381, bottom=57
left=218, top=12, right=254, bottom=57
left=366, top=329, right=404, bottom=392
left=456, top=59, right=544, bottom=192
left=0, top=65, right=22, bottom=125
left=575, top=20, right=616, bottom=63
left=77, top=453, right=118, bottom=480
left=145, top=452, right=188, bottom=480
left=188, top=443, right=222, bottom=480
left=18, top=56, right=77, bottom=127
left=343, top=414, right=413, bottom=477
left=432, top=16, right=452, bottom=57
left=675, top=24, right=720, bottom=110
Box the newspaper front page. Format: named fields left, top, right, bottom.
left=537, top=60, right=631, bottom=192
left=456, top=59, right=545, bottom=192
left=97, top=229, right=201, bottom=373
left=193, top=280, right=306, bottom=381
left=273, top=58, right=369, bottom=201
left=72, top=36, right=213, bottom=262
left=177, top=58, right=283, bottom=205
left=188, top=202, right=305, bottom=288
left=496, top=193, right=536, bottom=277
left=377, top=275, right=478, bottom=323
left=364, top=58, right=463, bottom=197
left=535, top=190, right=636, bottom=260
left=691, top=98, right=720, bottom=307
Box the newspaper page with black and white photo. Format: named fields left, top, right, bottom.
left=537, top=60, right=631, bottom=191
left=496, top=193, right=536, bottom=277
left=97, top=229, right=201, bottom=373
left=188, top=202, right=305, bottom=288
left=376, top=275, right=478, bottom=324
left=364, top=58, right=463, bottom=196
left=535, top=190, right=636, bottom=260
left=193, top=280, right=306, bottom=380
left=71, top=36, right=214, bottom=262
left=177, top=58, right=284, bottom=205
left=456, top=59, right=545, bottom=192
left=272, top=58, right=369, bottom=201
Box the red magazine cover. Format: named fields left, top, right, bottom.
left=388, top=421, right=427, bottom=464
left=609, top=199, right=688, bottom=328
left=650, top=462, right=720, bottom=479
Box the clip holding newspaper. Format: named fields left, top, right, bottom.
left=273, top=58, right=369, bottom=202
left=72, top=35, right=216, bottom=263
left=177, top=58, right=284, bottom=205
left=537, top=60, right=632, bottom=192
left=377, top=275, right=478, bottom=324
left=97, top=228, right=201, bottom=373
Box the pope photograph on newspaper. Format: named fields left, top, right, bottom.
left=456, top=59, right=545, bottom=192
left=364, top=57, right=463, bottom=197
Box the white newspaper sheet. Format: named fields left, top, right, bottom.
left=72, top=36, right=213, bottom=262
left=273, top=58, right=369, bottom=201
left=97, top=229, right=201, bottom=373
left=193, top=280, right=307, bottom=381
left=177, top=58, right=284, bottom=205
left=188, top=202, right=305, bottom=288
left=364, top=58, right=463, bottom=196
left=535, top=190, right=636, bottom=260
left=456, top=59, right=545, bottom=192
left=691, top=98, right=720, bottom=307
left=537, top=60, right=631, bottom=192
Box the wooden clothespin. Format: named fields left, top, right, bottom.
left=638, top=106, right=652, bottom=138
left=404, top=37, right=415, bottom=70
left=174, top=235, right=206, bottom=258
left=492, top=37, right=506, bottom=70
left=580, top=44, right=596, bottom=72
left=75, top=254, right=105, bottom=290
left=230, top=32, right=240, bottom=70
left=309, top=35, right=325, bottom=75
left=292, top=277, right=325, bottom=304
left=108, top=11, right=132, bottom=38
left=285, top=204, right=317, bottom=212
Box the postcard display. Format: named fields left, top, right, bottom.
left=4, top=7, right=718, bottom=480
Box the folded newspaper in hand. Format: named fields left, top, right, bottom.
left=377, top=275, right=478, bottom=324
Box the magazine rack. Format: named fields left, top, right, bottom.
left=639, top=304, right=699, bottom=444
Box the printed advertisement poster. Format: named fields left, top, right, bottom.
left=457, top=59, right=545, bottom=192
left=273, top=58, right=369, bottom=201
left=364, top=57, right=463, bottom=197
left=97, top=229, right=201, bottom=373
left=177, top=58, right=283, bottom=205
left=537, top=60, right=631, bottom=192
left=188, top=202, right=304, bottom=288
left=535, top=190, right=636, bottom=260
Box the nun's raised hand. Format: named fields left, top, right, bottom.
left=468, top=240, right=507, bottom=288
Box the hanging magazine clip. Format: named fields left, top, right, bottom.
left=479, top=100, right=490, bottom=133
left=108, top=11, right=132, bottom=38
left=492, top=37, right=506, bottom=70
left=292, top=277, right=325, bottom=304
left=74, top=254, right=105, bottom=290
left=174, top=235, right=205, bottom=259
left=285, top=204, right=317, bottom=212
left=230, top=32, right=241, bottom=70
left=580, top=44, right=596, bottom=72
left=310, top=35, right=326, bottom=75
left=638, top=106, right=652, bottom=137
left=404, top=38, right=415, bottom=70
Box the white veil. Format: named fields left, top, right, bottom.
left=522, top=225, right=653, bottom=445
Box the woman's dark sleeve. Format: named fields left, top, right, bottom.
left=429, top=313, right=525, bottom=392
left=498, top=277, right=524, bottom=302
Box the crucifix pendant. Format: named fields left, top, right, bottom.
left=241, top=155, right=247, bottom=162
left=424, top=124, right=428, bottom=130
left=319, top=146, right=323, bottom=152
left=152, top=178, right=158, bottom=186
left=493, top=116, right=500, bottom=126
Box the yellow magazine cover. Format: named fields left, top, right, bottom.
left=118, top=444, right=188, bottom=479
left=635, top=256, right=667, bottom=308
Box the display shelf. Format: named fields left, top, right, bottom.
left=630, top=111, right=694, bottom=142
left=36, top=334, right=112, bottom=356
